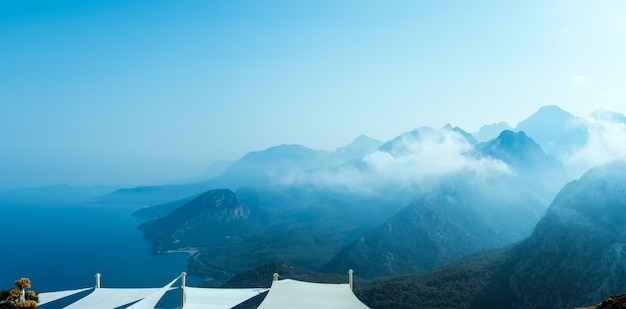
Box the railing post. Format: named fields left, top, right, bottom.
left=348, top=269, right=354, bottom=290
left=95, top=273, right=101, bottom=289
left=181, top=272, right=187, bottom=308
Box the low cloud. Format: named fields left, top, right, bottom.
left=283, top=128, right=510, bottom=195
left=566, top=115, right=626, bottom=171
left=570, top=75, right=589, bottom=84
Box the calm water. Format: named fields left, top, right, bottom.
left=0, top=200, right=198, bottom=293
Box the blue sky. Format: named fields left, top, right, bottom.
left=1, top=0, right=625, bottom=189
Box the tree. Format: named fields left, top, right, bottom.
left=0, top=278, right=38, bottom=308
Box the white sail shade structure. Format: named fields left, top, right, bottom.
left=62, top=287, right=162, bottom=309
left=37, top=288, right=92, bottom=306
left=256, top=279, right=370, bottom=309
left=33, top=273, right=368, bottom=308
left=183, top=287, right=267, bottom=309
left=125, top=275, right=180, bottom=309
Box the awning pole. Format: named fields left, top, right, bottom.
left=348, top=269, right=354, bottom=290
left=181, top=272, right=187, bottom=308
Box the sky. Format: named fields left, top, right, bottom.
left=1, top=0, right=625, bottom=189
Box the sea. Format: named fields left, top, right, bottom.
left=0, top=196, right=202, bottom=294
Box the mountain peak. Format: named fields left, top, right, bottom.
left=378, top=126, right=436, bottom=155
left=474, top=121, right=513, bottom=142
left=140, top=188, right=251, bottom=252
left=444, top=125, right=478, bottom=145
left=516, top=105, right=576, bottom=131
left=479, top=130, right=546, bottom=165
left=377, top=125, right=478, bottom=158
left=518, top=105, right=573, bottom=126
left=336, top=135, right=383, bottom=159
left=515, top=105, right=587, bottom=158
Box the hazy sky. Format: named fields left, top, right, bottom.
left=1, top=0, right=625, bottom=189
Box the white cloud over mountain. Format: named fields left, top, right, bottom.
left=284, top=127, right=511, bottom=194
left=567, top=114, right=626, bottom=169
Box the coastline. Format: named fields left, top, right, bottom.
left=159, top=248, right=199, bottom=256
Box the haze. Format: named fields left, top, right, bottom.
left=1, top=1, right=625, bottom=189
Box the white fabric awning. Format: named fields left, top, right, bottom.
left=63, top=287, right=161, bottom=309
left=183, top=287, right=267, bottom=309
left=36, top=276, right=367, bottom=309
left=125, top=276, right=180, bottom=309
left=37, top=287, right=92, bottom=306
left=257, top=279, right=369, bottom=309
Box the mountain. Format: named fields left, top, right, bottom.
left=476, top=130, right=569, bottom=200
left=378, top=127, right=437, bottom=156
left=132, top=194, right=199, bottom=219
left=139, top=184, right=404, bottom=284
left=354, top=247, right=514, bottom=309
left=508, top=160, right=626, bottom=309
left=336, top=135, right=383, bottom=160
left=95, top=181, right=216, bottom=205
left=515, top=105, right=588, bottom=159
left=325, top=131, right=566, bottom=278
left=349, top=161, right=626, bottom=309
left=323, top=172, right=547, bottom=278
left=446, top=124, right=478, bottom=145
left=211, top=144, right=338, bottom=188
left=134, top=112, right=608, bottom=289
left=97, top=144, right=344, bottom=206
left=477, top=130, right=551, bottom=169
left=474, top=121, right=513, bottom=142
left=378, top=126, right=476, bottom=157
left=140, top=189, right=253, bottom=253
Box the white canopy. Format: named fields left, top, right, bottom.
left=37, top=287, right=92, bottom=306
left=63, top=287, right=161, bottom=309
left=257, top=279, right=369, bottom=309
left=183, top=287, right=267, bottom=309
left=35, top=276, right=367, bottom=308
left=125, top=276, right=180, bottom=309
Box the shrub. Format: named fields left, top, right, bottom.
left=0, top=278, right=38, bottom=308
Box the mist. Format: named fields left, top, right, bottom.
left=565, top=112, right=626, bottom=176
left=282, top=127, right=511, bottom=195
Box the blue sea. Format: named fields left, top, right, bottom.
left=0, top=198, right=201, bottom=293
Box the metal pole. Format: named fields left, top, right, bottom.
left=181, top=272, right=187, bottom=308
left=95, top=273, right=101, bottom=289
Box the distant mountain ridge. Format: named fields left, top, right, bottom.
left=96, top=136, right=382, bottom=206
left=96, top=105, right=625, bottom=208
